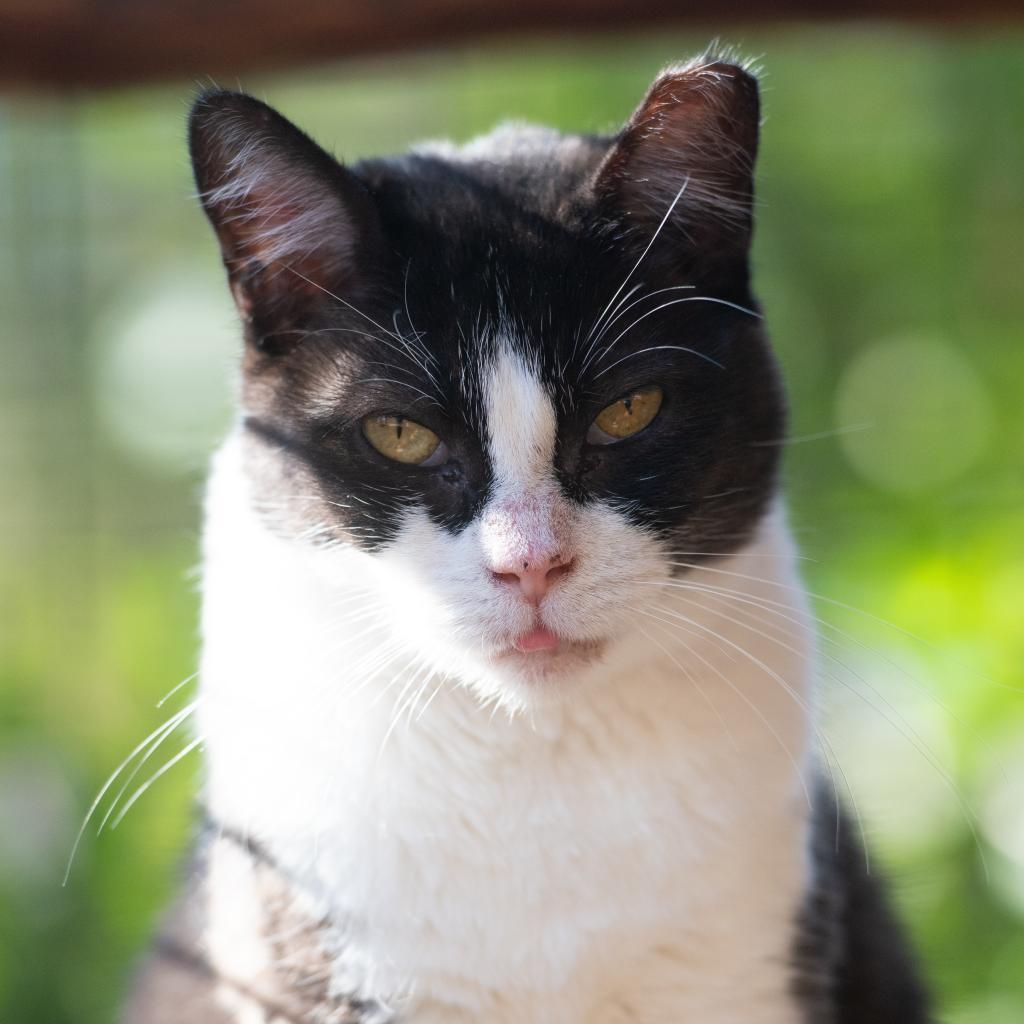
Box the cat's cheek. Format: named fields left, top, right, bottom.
left=539, top=502, right=668, bottom=640
left=366, top=510, right=532, bottom=672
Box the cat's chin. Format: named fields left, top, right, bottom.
left=487, top=635, right=609, bottom=684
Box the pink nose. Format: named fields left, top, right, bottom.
left=490, top=553, right=574, bottom=605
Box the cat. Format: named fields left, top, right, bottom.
left=122, top=54, right=930, bottom=1023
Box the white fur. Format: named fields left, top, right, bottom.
left=478, top=345, right=571, bottom=580
left=206, top=839, right=276, bottom=1023
left=197, top=349, right=817, bottom=1022
left=484, top=345, right=555, bottom=490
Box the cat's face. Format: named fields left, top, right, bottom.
left=190, top=58, right=784, bottom=703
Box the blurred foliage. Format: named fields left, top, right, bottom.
left=1, top=27, right=1022, bottom=1024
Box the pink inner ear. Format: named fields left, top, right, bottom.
left=191, top=92, right=382, bottom=313
left=595, top=59, right=759, bottom=245
left=211, top=174, right=355, bottom=296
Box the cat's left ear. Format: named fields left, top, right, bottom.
left=594, top=58, right=760, bottom=261
left=189, top=90, right=386, bottom=351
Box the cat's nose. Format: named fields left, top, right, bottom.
left=480, top=489, right=575, bottom=604
left=490, top=553, right=574, bottom=605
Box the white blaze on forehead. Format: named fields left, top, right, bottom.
left=484, top=345, right=557, bottom=490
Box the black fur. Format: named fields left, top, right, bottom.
left=794, top=792, right=931, bottom=1022
left=189, top=63, right=783, bottom=555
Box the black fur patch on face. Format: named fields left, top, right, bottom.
left=190, top=59, right=785, bottom=557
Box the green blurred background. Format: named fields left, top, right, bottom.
left=1, top=27, right=1022, bottom=1023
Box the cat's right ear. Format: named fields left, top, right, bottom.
left=593, top=58, right=760, bottom=268
left=189, top=90, right=385, bottom=353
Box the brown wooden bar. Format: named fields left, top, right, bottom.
left=3, top=0, right=1020, bottom=91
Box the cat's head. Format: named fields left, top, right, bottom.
left=189, top=57, right=785, bottom=705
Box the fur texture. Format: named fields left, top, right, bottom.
left=124, top=55, right=929, bottom=1023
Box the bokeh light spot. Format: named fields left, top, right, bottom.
left=93, top=273, right=238, bottom=473
left=835, top=335, right=992, bottom=493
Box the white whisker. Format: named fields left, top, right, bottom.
left=63, top=698, right=200, bottom=886
left=581, top=177, right=692, bottom=365
left=109, top=737, right=204, bottom=831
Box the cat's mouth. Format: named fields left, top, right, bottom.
left=491, top=624, right=607, bottom=676
left=513, top=625, right=561, bottom=653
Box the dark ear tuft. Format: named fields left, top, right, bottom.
left=189, top=90, right=384, bottom=350
left=595, top=58, right=761, bottom=260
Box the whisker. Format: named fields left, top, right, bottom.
left=63, top=699, right=200, bottom=886
left=97, top=706, right=197, bottom=835
left=109, top=737, right=204, bottom=831
left=580, top=284, right=697, bottom=374
left=648, top=575, right=1003, bottom=774
left=641, top=599, right=858, bottom=858
left=660, top=548, right=816, bottom=562
left=666, top=585, right=953, bottom=804
left=594, top=343, right=724, bottom=378
left=591, top=284, right=697, bottom=350
left=415, top=675, right=448, bottom=723
left=375, top=660, right=434, bottom=762
left=634, top=605, right=813, bottom=808
left=647, top=578, right=990, bottom=873
left=156, top=672, right=198, bottom=709
left=662, top=560, right=1021, bottom=694
left=580, top=177, right=691, bottom=363
left=750, top=423, right=873, bottom=447
left=590, top=295, right=760, bottom=375
left=360, top=378, right=443, bottom=408
left=575, top=281, right=644, bottom=364
left=281, top=264, right=404, bottom=345
left=636, top=621, right=739, bottom=756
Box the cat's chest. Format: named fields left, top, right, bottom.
left=210, top=684, right=809, bottom=1024
left=206, top=790, right=807, bottom=1024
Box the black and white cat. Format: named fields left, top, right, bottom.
left=124, top=55, right=930, bottom=1023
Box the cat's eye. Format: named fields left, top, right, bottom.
left=363, top=415, right=442, bottom=465
left=588, top=386, right=663, bottom=444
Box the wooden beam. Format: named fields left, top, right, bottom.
left=3, top=0, right=1020, bottom=91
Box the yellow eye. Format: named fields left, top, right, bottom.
left=362, top=415, right=441, bottom=465
left=591, top=386, right=663, bottom=442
